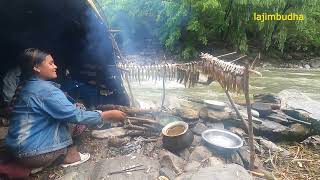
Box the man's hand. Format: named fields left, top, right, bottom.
left=101, top=110, right=126, bottom=121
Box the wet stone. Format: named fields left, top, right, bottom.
left=199, top=107, right=208, bottom=120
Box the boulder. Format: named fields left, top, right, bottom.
left=178, top=148, right=190, bottom=161
left=184, top=161, right=201, bottom=172
left=251, top=103, right=273, bottom=118
left=207, top=109, right=235, bottom=122
left=310, top=58, right=320, bottom=68
left=259, top=139, right=290, bottom=156
left=301, top=135, right=320, bottom=149
left=159, top=150, right=186, bottom=174
left=207, top=156, right=225, bottom=167
left=191, top=135, right=203, bottom=147
left=159, top=167, right=177, bottom=180
left=279, top=89, right=320, bottom=124
left=237, top=146, right=264, bottom=170
left=228, top=127, right=247, bottom=138
left=176, top=108, right=199, bottom=121
left=206, top=122, right=225, bottom=130
left=175, top=164, right=252, bottom=180
left=189, top=146, right=212, bottom=162
left=90, top=153, right=160, bottom=180
left=253, top=93, right=280, bottom=104
left=191, top=122, right=209, bottom=135
left=255, top=120, right=289, bottom=140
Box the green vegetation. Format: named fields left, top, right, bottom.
left=96, top=0, right=320, bottom=60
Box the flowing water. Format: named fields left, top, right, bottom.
left=130, top=69, right=320, bottom=108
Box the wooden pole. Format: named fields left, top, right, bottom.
left=224, top=90, right=249, bottom=132
left=161, top=66, right=166, bottom=110
left=244, top=63, right=255, bottom=170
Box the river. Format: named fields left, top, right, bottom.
left=129, top=69, right=320, bottom=108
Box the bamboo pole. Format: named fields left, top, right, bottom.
left=244, top=63, right=255, bottom=170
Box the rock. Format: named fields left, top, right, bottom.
left=206, top=122, right=224, bottom=130
left=56, top=172, right=79, bottom=180
left=191, top=135, right=203, bottom=147
left=90, top=153, right=160, bottom=180
left=189, top=146, right=212, bottom=162
left=191, top=122, right=209, bottom=135
left=304, top=64, right=311, bottom=69
left=301, top=135, right=320, bottom=149
left=237, top=146, right=264, bottom=170
left=159, top=150, right=186, bottom=174
left=207, top=156, right=225, bottom=167
left=178, top=148, right=190, bottom=161
left=226, top=152, right=244, bottom=167
left=286, top=123, right=310, bottom=139
left=199, top=107, right=208, bottom=120
left=253, top=93, right=280, bottom=104
left=160, top=167, right=177, bottom=180
left=91, top=127, right=127, bottom=139
left=266, top=111, right=289, bottom=124
left=176, top=108, right=199, bottom=121
left=207, top=109, right=235, bottom=122
left=251, top=103, right=273, bottom=118
left=228, top=127, right=247, bottom=138
left=255, top=120, right=289, bottom=140
left=279, top=89, right=320, bottom=124
left=108, top=137, right=130, bottom=147
left=310, top=58, right=320, bottom=68
left=175, top=164, right=252, bottom=180
left=184, top=161, right=201, bottom=172
left=259, top=139, right=290, bottom=156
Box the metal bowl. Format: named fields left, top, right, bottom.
left=202, top=129, right=243, bottom=151
left=203, top=100, right=226, bottom=110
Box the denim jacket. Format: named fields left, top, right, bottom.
left=5, top=77, right=103, bottom=157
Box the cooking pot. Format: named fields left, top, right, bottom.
left=162, top=121, right=194, bottom=152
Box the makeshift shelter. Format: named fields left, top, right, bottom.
left=0, top=0, right=129, bottom=106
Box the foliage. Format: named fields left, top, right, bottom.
left=96, top=0, right=320, bottom=60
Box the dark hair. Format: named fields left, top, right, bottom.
left=20, top=48, right=50, bottom=80
left=8, top=48, right=49, bottom=116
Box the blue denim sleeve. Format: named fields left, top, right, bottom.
left=42, top=87, right=103, bottom=126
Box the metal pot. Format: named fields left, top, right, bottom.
left=162, top=121, right=194, bottom=152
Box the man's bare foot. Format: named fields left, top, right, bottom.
left=63, top=146, right=81, bottom=164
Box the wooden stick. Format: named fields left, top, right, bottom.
left=229, top=55, right=247, bottom=63
left=224, top=90, right=249, bottom=132
left=161, top=65, right=166, bottom=110
left=244, top=63, right=255, bottom=170
left=127, top=116, right=160, bottom=124
left=216, top=51, right=237, bottom=58
left=250, top=53, right=260, bottom=70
